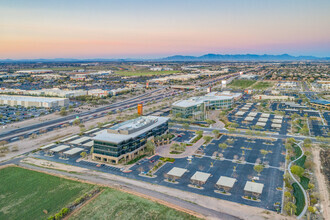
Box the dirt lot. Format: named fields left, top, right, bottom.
left=313, top=147, right=330, bottom=220
left=320, top=148, right=330, bottom=185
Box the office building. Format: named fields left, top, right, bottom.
left=92, top=116, right=169, bottom=164
left=172, top=91, right=242, bottom=118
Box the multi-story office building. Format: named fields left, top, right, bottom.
left=92, top=116, right=169, bottom=164
left=172, top=91, right=241, bottom=119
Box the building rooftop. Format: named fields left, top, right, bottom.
left=256, top=122, right=266, bottom=127
left=248, top=112, right=257, bottom=117
left=50, top=145, right=70, bottom=153
left=310, top=99, right=330, bottom=106
left=190, top=171, right=211, bottom=183
left=167, top=167, right=187, bottom=178
left=0, top=95, right=68, bottom=103
left=245, top=116, right=255, bottom=121
left=40, top=143, right=55, bottom=150
left=173, top=92, right=241, bottom=108
left=244, top=181, right=264, bottom=194
left=93, top=116, right=169, bottom=144
left=258, top=117, right=268, bottom=122
left=63, top=147, right=84, bottom=156
left=216, top=176, right=236, bottom=188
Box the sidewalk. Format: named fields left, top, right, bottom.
left=156, top=138, right=205, bottom=158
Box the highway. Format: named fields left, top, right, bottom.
left=0, top=88, right=178, bottom=142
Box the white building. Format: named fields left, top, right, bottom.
left=0, top=95, right=69, bottom=108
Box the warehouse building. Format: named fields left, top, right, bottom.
left=92, top=116, right=169, bottom=164
left=172, top=91, right=242, bottom=118
left=0, top=95, right=69, bottom=108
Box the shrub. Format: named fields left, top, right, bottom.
left=300, top=176, right=310, bottom=190
left=292, top=183, right=305, bottom=215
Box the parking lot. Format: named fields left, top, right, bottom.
left=323, top=112, right=330, bottom=125
left=309, top=120, right=329, bottom=137
left=229, top=108, right=289, bottom=135
left=171, top=129, right=196, bottom=143
left=33, top=133, right=285, bottom=212
left=0, top=105, right=55, bottom=125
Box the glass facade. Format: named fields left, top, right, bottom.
left=93, top=121, right=168, bottom=158
left=173, top=98, right=233, bottom=118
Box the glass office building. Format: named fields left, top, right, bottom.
left=172, top=91, right=242, bottom=119
left=92, top=116, right=169, bottom=164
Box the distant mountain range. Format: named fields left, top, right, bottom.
left=160, top=53, right=330, bottom=61
left=1, top=53, right=329, bottom=63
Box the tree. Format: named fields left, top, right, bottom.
left=304, top=138, right=312, bottom=145
left=212, top=129, right=219, bottom=137
left=205, top=119, right=215, bottom=125
left=229, top=122, right=239, bottom=128
left=254, top=164, right=264, bottom=175
left=218, top=143, right=228, bottom=152
left=260, top=149, right=269, bottom=159
left=72, top=119, right=80, bottom=126
left=59, top=107, right=67, bottom=116
left=80, top=152, right=87, bottom=158
left=196, top=130, right=203, bottom=136
left=300, top=124, right=309, bottom=136
left=284, top=191, right=291, bottom=199
left=284, top=202, right=297, bottom=216
left=291, top=165, right=305, bottom=177
left=287, top=138, right=296, bottom=145
left=291, top=113, right=300, bottom=121
left=0, top=140, right=8, bottom=147
left=308, top=206, right=317, bottom=214
left=203, top=136, right=212, bottom=143
left=285, top=143, right=292, bottom=151
left=145, top=140, right=156, bottom=155
left=182, top=123, right=190, bottom=130
left=308, top=183, right=315, bottom=190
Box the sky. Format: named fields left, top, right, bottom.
left=0, top=0, right=330, bottom=59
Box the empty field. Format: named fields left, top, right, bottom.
left=251, top=82, right=273, bottom=90
left=115, top=70, right=179, bottom=76
left=69, top=188, right=200, bottom=220
left=228, top=79, right=256, bottom=89
left=0, top=166, right=95, bottom=220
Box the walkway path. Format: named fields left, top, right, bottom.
left=156, top=138, right=205, bottom=158
left=287, top=141, right=308, bottom=219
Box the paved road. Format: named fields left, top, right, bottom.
left=171, top=124, right=324, bottom=143
left=0, top=89, right=176, bottom=142
left=6, top=158, right=240, bottom=220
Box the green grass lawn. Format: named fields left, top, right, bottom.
left=292, top=183, right=305, bottom=215
left=115, top=70, right=179, bottom=76
left=44, top=67, right=82, bottom=71
left=69, top=189, right=200, bottom=220
left=0, top=167, right=95, bottom=220
left=228, top=79, right=256, bottom=89
left=251, top=81, right=273, bottom=90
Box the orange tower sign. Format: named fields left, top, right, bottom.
left=137, top=104, right=143, bottom=115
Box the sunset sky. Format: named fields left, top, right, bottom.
left=1, top=0, right=330, bottom=59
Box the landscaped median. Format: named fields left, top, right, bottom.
left=139, top=157, right=175, bottom=178
left=284, top=138, right=309, bottom=218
